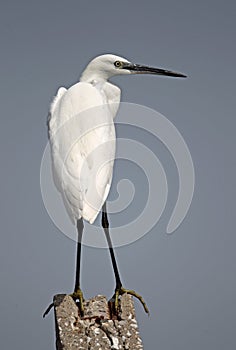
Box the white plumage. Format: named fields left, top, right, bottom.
left=48, top=54, right=186, bottom=225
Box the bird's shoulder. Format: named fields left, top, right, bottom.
left=102, top=82, right=121, bottom=105
left=65, top=82, right=105, bottom=110
left=68, top=81, right=121, bottom=107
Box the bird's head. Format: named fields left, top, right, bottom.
left=80, top=54, right=186, bottom=83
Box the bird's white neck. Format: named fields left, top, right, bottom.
left=80, top=67, right=110, bottom=84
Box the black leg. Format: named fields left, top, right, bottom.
left=74, top=218, right=84, bottom=292
left=43, top=218, right=85, bottom=318
left=102, top=202, right=149, bottom=314
left=70, top=218, right=84, bottom=315
left=102, top=202, right=122, bottom=289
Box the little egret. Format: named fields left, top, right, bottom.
left=44, top=54, right=186, bottom=316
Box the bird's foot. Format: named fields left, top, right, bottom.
left=43, top=288, right=85, bottom=318
left=70, top=288, right=85, bottom=316
left=113, top=286, right=149, bottom=315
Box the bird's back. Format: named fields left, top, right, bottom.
left=48, top=82, right=118, bottom=223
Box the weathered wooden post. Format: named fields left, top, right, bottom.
left=53, top=294, right=144, bottom=349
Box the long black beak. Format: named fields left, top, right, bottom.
left=124, top=63, right=187, bottom=78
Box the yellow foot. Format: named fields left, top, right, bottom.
left=114, top=286, right=149, bottom=315
left=70, top=288, right=85, bottom=316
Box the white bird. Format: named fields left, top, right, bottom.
left=45, top=54, right=186, bottom=316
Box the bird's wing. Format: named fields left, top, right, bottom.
left=47, top=87, right=67, bottom=189
left=48, top=82, right=116, bottom=223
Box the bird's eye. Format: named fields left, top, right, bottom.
left=114, top=61, right=122, bottom=68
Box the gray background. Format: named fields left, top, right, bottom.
left=0, top=0, right=235, bottom=349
